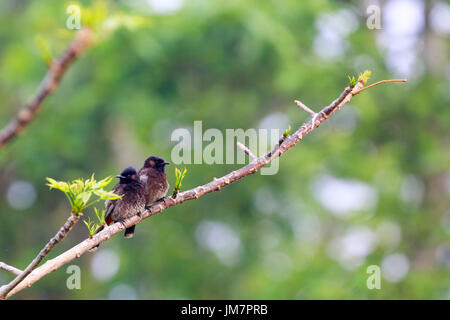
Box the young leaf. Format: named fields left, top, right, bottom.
left=283, top=126, right=291, bottom=138
left=83, top=217, right=100, bottom=237
left=45, top=178, right=69, bottom=193
left=348, top=75, right=356, bottom=87
left=46, top=173, right=118, bottom=214
left=94, top=189, right=122, bottom=201
left=358, top=70, right=372, bottom=85
left=34, top=35, right=53, bottom=65
left=175, top=167, right=187, bottom=190
left=77, top=191, right=92, bottom=204
left=94, top=176, right=113, bottom=189
left=94, top=207, right=106, bottom=226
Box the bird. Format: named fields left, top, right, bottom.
left=138, top=156, right=170, bottom=209
left=89, top=166, right=146, bottom=251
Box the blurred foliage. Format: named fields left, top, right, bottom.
left=0, top=0, right=449, bottom=299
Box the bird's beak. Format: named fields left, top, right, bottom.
left=115, top=175, right=125, bottom=179
left=164, top=161, right=170, bottom=165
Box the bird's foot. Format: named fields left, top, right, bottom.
left=115, top=219, right=127, bottom=229
left=137, top=210, right=146, bottom=219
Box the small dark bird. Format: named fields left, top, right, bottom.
left=138, top=156, right=170, bottom=208
left=90, top=166, right=146, bottom=251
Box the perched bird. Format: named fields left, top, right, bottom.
left=90, top=166, right=146, bottom=251
left=138, top=156, right=170, bottom=208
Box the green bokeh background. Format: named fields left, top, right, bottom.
left=0, top=0, right=448, bottom=299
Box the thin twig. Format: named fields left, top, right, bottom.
left=295, top=100, right=316, bottom=116
left=0, top=28, right=92, bottom=150
left=352, top=79, right=407, bottom=96
left=0, top=262, right=23, bottom=276
left=0, top=213, right=81, bottom=299
left=237, top=142, right=257, bottom=161
left=1, top=78, right=406, bottom=299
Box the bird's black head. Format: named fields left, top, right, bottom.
left=116, top=166, right=139, bottom=183
left=143, top=156, right=170, bottom=172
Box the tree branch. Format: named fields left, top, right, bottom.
left=352, top=79, right=407, bottom=96
left=295, top=100, right=316, bottom=116
left=237, top=142, right=257, bottom=161
left=0, top=28, right=92, bottom=150
left=0, top=213, right=81, bottom=299
left=0, top=78, right=405, bottom=299
left=0, top=262, right=22, bottom=276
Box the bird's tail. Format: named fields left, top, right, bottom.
left=124, top=225, right=135, bottom=239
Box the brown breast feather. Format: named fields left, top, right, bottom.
left=138, top=167, right=169, bottom=205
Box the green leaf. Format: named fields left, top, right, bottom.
left=94, top=189, right=122, bottom=200
left=82, top=0, right=108, bottom=29
left=83, top=217, right=100, bottom=237
left=77, top=191, right=92, bottom=204
left=348, top=75, right=356, bottom=87
left=283, top=126, right=291, bottom=138
left=93, top=176, right=113, bottom=189
left=94, top=207, right=106, bottom=225
left=84, top=173, right=96, bottom=188
left=358, top=70, right=372, bottom=85
left=46, top=173, right=119, bottom=213
left=34, top=35, right=53, bottom=65
left=70, top=179, right=84, bottom=195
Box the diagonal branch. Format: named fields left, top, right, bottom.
left=237, top=142, right=257, bottom=161
left=0, top=28, right=92, bottom=150
left=0, top=78, right=405, bottom=299
left=295, top=100, right=316, bottom=116
left=0, top=213, right=82, bottom=299
left=0, top=262, right=23, bottom=276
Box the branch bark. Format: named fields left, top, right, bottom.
left=0, top=28, right=92, bottom=150
left=237, top=142, right=257, bottom=161
left=295, top=100, right=316, bottom=116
